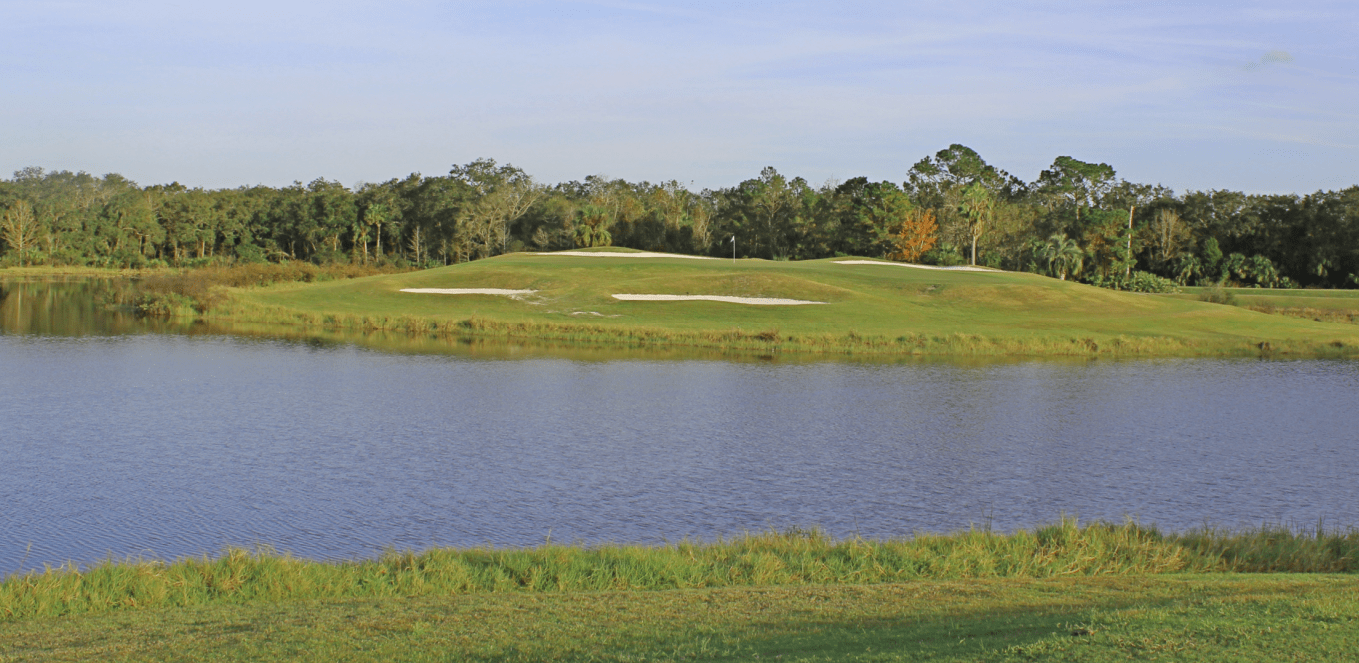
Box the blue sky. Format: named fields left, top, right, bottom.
left=3, top=0, right=1355, bottom=193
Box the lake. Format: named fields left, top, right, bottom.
left=2, top=278, right=1357, bottom=576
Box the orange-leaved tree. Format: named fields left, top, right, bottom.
left=889, top=208, right=938, bottom=263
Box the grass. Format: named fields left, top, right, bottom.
left=188, top=250, right=1359, bottom=358
left=1163, top=285, right=1359, bottom=326
left=2, top=520, right=1357, bottom=661
left=2, top=575, right=1355, bottom=662
left=4, top=520, right=1356, bottom=622
left=124, top=262, right=410, bottom=315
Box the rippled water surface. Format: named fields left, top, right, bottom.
left=2, top=279, right=1358, bottom=574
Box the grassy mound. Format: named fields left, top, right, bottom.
left=203, top=251, right=1359, bottom=357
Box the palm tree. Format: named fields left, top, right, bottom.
left=957, top=183, right=995, bottom=266
left=574, top=204, right=613, bottom=248
left=573, top=224, right=612, bottom=248
left=1041, top=233, right=1084, bottom=280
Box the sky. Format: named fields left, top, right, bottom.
left=3, top=0, right=1356, bottom=194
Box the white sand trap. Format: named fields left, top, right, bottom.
left=833, top=260, right=995, bottom=272
left=534, top=251, right=717, bottom=260
left=401, top=288, right=537, bottom=296
left=612, top=294, right=825, bottom=306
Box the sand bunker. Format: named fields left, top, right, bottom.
left=833, top=260, right=994, bottom=272
left=401, top=288, right=537, bottom=296
left=612, top=294, right=825, bottom=306
left=534, top=251, right=717, bottom=260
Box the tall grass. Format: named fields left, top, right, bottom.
left=1175, top=521, right=1359, bottom=572
left=3, top=519, right=1355, bottom=622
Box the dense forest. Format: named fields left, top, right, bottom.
left=2, top=145, right=1356, bottom=291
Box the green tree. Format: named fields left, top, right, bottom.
left=574, top=203, right=614, bottom=247
left=307, top=179, right=356, bottom=260
left=905, top=144, right=1025, bottom=206
left=96, top=186, right=163, bottom=265
left=450, top=159, right=542, bottom=259
left=360, top=202, right=390, bottom=263
left=1034, top=156, right=1117, bottom=225
left=1041, top=233, right=1085, bottom=280
left=1201, top=237, right=1224, bottom=282
left=832, top=178, right=915, bottom=258
left=714, top=167, right=816, bottom=260
left=958, top=183, right=995, bottom=266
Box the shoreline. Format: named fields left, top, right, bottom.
left=5, top=518, right=1355, bottom=611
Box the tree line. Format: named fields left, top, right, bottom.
left=2, top=145, right=1357, bottom=290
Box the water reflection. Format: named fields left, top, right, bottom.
left=1, top=278, right=163, bottom=336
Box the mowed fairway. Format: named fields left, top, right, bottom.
left=228, top=249, right=1359, bottom=356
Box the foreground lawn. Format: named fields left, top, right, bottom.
left=3, top=523, right=1355, bottom=660
left=221, top=250, right=1359, bottom=357
left=2, top=575, right=1354, bottom=662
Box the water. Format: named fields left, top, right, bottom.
left=2, top=279, right=1358, bottom=575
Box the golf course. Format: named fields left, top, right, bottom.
left=193, top=248, right=1359, bottom=357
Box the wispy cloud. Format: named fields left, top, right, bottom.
left=1241, top=50, right=1295, bottom=71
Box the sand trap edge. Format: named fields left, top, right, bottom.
left=401, top=288, right=538, bottom=296
left=612, top=294, right=826, bottom=306
left=833, top=260, right=995, bottom=272
left=533, top=251, right=717, bottom=260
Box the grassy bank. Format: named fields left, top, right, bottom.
left=3, top=521, right=1357, bottom=661
left=187, top=250, right=1359, bottom=358
left=5, top=520, right=1356, bottom=622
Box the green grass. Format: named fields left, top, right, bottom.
left=1168, top=286, right=1359, bottom=307
left=4, top=520, right=1356, bottom=622
left=3, top=575, right=1355, bottom=661
left=1163, top=286, right=1359, bottom=326
left=202, top=250, right=1359, bottom=357
left=4, top=521, right=1356, bottom=661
